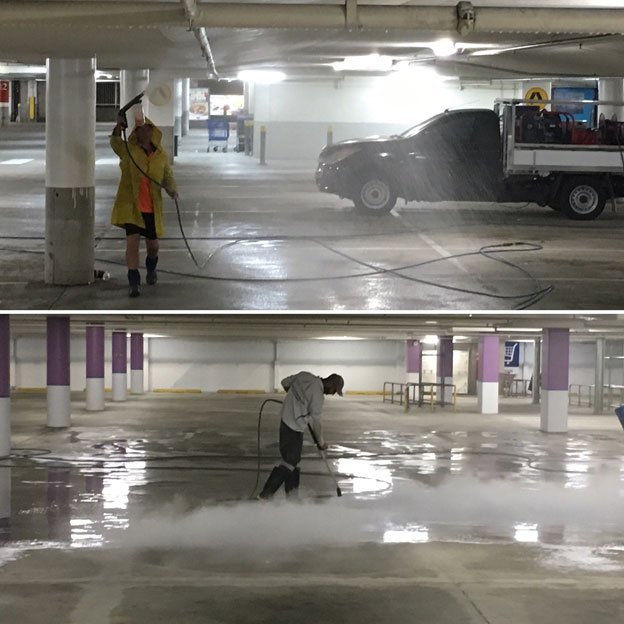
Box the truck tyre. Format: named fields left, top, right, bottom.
left=558, top=177, right=606, bottom=220
left=353, top=176, right=397, bottom=215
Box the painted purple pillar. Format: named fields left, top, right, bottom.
left=437, top=336, right=453, bottom=404
left=111, top=331, right=127, bottom=402
left=406, top=340, right=421, bottom=373
left=0, top=316, right=10, bottom=457
left=541, top=328, right=570, bottom=432
left=85, top=325, right=105, bottom=411
left=477, top=335, right=500, bottom=413
left=478, top=335, right=500, bottom=382
left=130, top=333, right=144, bottom=394
left=47, top=316, right=71, bottom=427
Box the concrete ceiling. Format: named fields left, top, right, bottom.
left=7, top=314, right=624, bottom=341
left=2, top=1, right=624, bottom=81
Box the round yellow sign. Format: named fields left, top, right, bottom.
left=524, top=86, right=549, bottom=109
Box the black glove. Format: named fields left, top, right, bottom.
left=317, top=443, right=328, bottom=451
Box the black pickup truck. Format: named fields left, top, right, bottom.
left=315, top=107, right=624, bottom=220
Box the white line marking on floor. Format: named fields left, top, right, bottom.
left=418, top=233, right=467, bottom=272
left=0, top=159, right=33, bottom=165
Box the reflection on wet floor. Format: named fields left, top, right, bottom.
left=2, top=425, right=623, bottom=566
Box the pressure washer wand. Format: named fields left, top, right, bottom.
left=307, top=423, right=342, bottom=497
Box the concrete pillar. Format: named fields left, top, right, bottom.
left=146, top=72, right=175, bottom=163
left=47, top=316, right=71, bottom=428
left=111, top=331, right=127, bottom=402
left=244, top=81, right=254, bottom=115
left=406, top=340, right=421, bottom=375
left=85, top=324, right=105, bottom=411
left=406, top=340, right=422, bottom=406
left=269, top=341, right=278, bottom=393
left=477, top=335, right=499, bottom=414
left=594, top=337, right=605, bottom=414
left=45, top=58, right=96, bottom=285
left=0, top=80, right=10, bottom=127
left=532, top=338, right=541, bottom=405
left=540, top=328, right=570, bottom=433
left=119, top=68, right=149, bottom=131
left=174, top=78, right=183, bottom=153
left=598, top=78, right=624, bottom=121
left=0, top=316, right=10, bottom=458
left=0, top=466, right=9, bottom=536
left=437, top=336, right=453, bottom=405
left=130, top=333, right=144, bottom=394
left=182, top=78, right=190, bottom=136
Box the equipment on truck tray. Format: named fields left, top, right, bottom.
left=515, top=106, right=624, bottom=146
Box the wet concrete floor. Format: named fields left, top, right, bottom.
left=1, top=393, right=624, bottom=622
left=2, top=125, right=624, bottom=309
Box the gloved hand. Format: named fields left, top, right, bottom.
left=317, top=443, right=328, bottom=452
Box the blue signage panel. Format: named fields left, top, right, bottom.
left=504, top=341, right=520, bottom=367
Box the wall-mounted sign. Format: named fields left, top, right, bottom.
left=0, top=81, right=9, bottom=105
left=524, top=86, right=549, bottom=110
left=504, top=341, right=520, bottom=368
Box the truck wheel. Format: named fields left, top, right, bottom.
left=353, top=176, right=397, bottom=215
left=558, top=177, right=606, bottom=220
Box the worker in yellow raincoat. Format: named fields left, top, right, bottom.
left=110, top=114, right=178, bottom=297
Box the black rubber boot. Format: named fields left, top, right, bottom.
left=146, top=255, right=158, bottom=285
left=284, top=467, right=300, bottom=499
left=128, top=269, right=140, bottom=297
left=258, top=466, right=290, bottom=500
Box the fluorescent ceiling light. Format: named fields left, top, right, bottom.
left=0, top=63, right=45, bottom=75
left=430, top=38, right=456, bottom=57
left=332, top=54, right=394, bottom=72
left=497, top=328, right=542, bottom=333
left=391, top=62, right=448, bottom=82
left=237, top=70, right=286, bottom=84
left=317, top=336, right=366, bottom=341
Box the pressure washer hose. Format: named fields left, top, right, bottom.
left=249, top=398, right=284, bottom=498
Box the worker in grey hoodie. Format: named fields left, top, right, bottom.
left=258, top=371, right=344, bottom=499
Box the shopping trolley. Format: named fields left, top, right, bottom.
left=207, top=118, right=230, bottom=152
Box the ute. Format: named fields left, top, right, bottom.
left=315, top=99, right=624, bottom=219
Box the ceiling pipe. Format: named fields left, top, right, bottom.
left=4, top=2, right=624, bottom=35
left=180, top=0, right=220, bottom=79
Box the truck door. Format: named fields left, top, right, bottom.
left=408, top=112, right=502, bottom=202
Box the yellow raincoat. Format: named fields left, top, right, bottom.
left=110, top=121, right=177, bottom=237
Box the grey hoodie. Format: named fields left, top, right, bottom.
left=280, top=371, right=325, bottom=445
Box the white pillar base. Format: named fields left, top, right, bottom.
left=86, top=377, right=105, bottom=411
left=47, top=386, right=71, bottom=428
left=540, top=390, right=569, bottom=433
left=437, top=376, right=453, bottom=404
left=0, top=398, right=10, bottom=458
left=130, top=370, right=144, bottom=394
left=112, top=373, right=127, bottom=402
left=477, top=381, right=499, bottom=414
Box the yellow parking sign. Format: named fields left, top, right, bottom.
left=524, top=86, right=549, bottom=109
